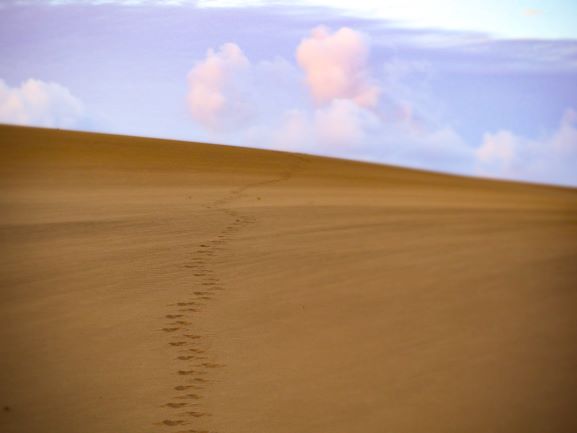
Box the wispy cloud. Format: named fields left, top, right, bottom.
left=6, top=0, right=577, bottom=40
left=199, top=0, right=577, bottom=40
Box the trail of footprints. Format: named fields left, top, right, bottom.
left=156, top=156, right=306, bottom=433
left=156, top=212, right=244, bottom=432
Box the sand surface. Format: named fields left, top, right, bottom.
left=1, top=124, right=576, bottom=433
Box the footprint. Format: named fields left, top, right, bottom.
left=178, top=370, right=199, bottom=376
left=162, top=327, right=180, bottom=332
left=166, top=314, right=184, bottom=319
left=177, top=356, right=196, bottom=361
left=201, top=363, right=224, bottom=369
left=176, top=430, right=212, bottom=433
left=174, top=385, right=194, bottom=391
left=170, top=342, right=187, bottom=347
left=184, top=334, right=201, bottom=339
left=160, top=420, right=185, bottom=426
left=192, top=378, right=207, bottom=383
left=183, top=411, right=210, bottom=418
left=163, top=402, right=188, bottom=408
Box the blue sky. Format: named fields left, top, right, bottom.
left=0, top=1, right=576, bottom=185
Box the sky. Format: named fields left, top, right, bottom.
left=0, top=0, right=576, bottom=186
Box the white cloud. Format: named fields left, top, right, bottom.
left=296, top=26, right=379, bottom=108
left=275, top=109, right=312, bottom=149
left=0, top=79, right=85, bottom=128
left=186, top=43, right=252, bottom=131
left=476, top=130, right=517, bottom=172
left=184, top=27, right=577, bottom=186
left=184, top=27, right=474, bottom=176
left=314, top=99, right=379, bottom=148
left=476, top=108, right=577, bottom=185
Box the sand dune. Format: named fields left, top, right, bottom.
left=1, top=124, right=576, bottom=433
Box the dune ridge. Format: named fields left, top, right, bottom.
left=1, top=125, right=576, bottom=433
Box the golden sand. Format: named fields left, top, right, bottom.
left=1, top=125, right=576, bottom=432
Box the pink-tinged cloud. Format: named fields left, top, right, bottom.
left=186, top=43, right=251, bottom=131
left=296, top=26, right=380, bottom=108
left=0, top=79, right=84, bottom=128
left=184, top=29, right=470, bottom=170
left=475, top=108, right=577, bottom=185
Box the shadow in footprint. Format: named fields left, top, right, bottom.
left=159, top=419, right=185, bottom=427
left=163, top=402, right=188, bottom=408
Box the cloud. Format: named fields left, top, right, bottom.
left=476, top=108, right=577, bottom=185
left=186, top=43, right=252, bottom=131
left=314, top=99, right=380, bottom=148
left=184, top=26, right=576, bottom=185
left=0, top=79, right=85, bottom=128
left=296, top=26, right=379, bottom=108
left=476, top=130, right=517, bottom=171
left=274, top=109, right=312, bottom=149
left=185, top=26, right=473, bottom=175
left=186, top=40, right=309, bottom=136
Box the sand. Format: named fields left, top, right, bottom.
left=1, top=124, right=576, bottom=433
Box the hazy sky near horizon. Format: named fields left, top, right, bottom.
left=0, top=0, right=576, bottom=185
